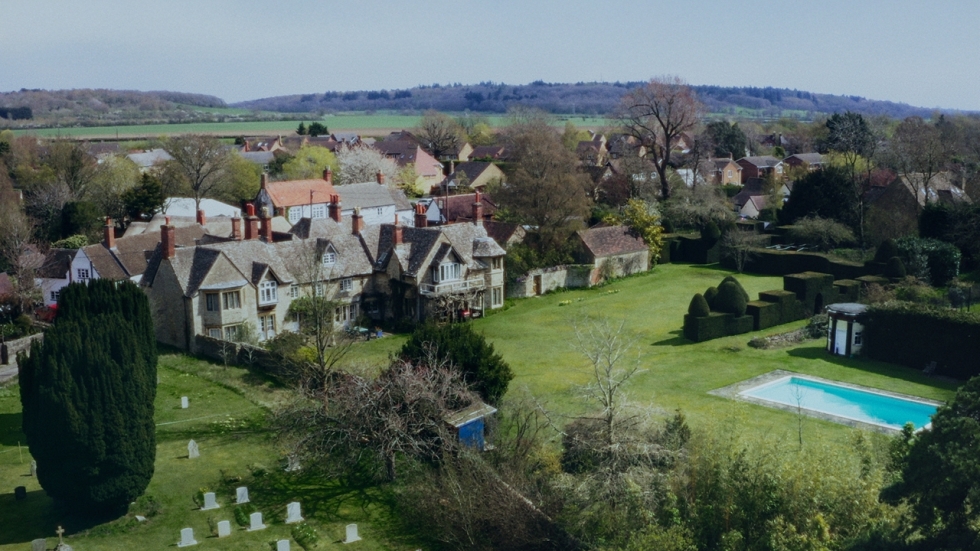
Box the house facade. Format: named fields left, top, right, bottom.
left=736, top=156, right=784, bottom=183
left=254, top=170, right=339, bottom=225
left=573, top=225, right=650, bottom=284
left=711, top=157, right=743, bottom=186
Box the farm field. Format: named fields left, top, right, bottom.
left=0, top=354, right=413, bottom=551
left=12, top=113, right=613, bottom=139
left=349, top=263, right=958, bottom=447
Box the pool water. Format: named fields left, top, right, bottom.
left=740, top=376, right=938, bottom=430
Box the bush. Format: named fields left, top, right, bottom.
left=874, top=238, right=899, bottom=263
left=700, top=220, right=721, bottom=243
left=714, top=281, right=747, bottom=317
left=720, top=275, right=749, bottom=302
left=688, top=294, right=710, bottom=317
left=51, top=234, right=88, bottom=249
left=291, top=522, right=320, bottom=551
left=864, top=302, right=980, bottom=378
left=785, top=216, right=855, bottom=251
left=703, top=286, right=719, bottom=309
left=896, top=236, right=962, bottom=286
left=234, top=503, right=256, bottom=527
left=885, top=256, right=906, bottom=279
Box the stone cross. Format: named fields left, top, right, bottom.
left=181, top=396, right=189, bottom=409
left=187, top=440, right=199, bottom=459
left=217, top=520, right=231, bottom=538
left=30, top=460, right=37, bottom=477
left=344, top=523, right=361, bottom=544
left=235, top=486, right=249, bottom=504
left=31, top=538, right=45, bottom=551
left=285, top=501, right=303, bottom=524
left=177, top=527, right=198, bottom=547
left=248, top=512, right=266, bottom=531
left=277, top=540, right=291, bottom=551
left=201, top=492, right=219, bottom=510
left=56, top=526, right=65, bottom=545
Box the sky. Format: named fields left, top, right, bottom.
left=3, top=0, right=980, bottom=111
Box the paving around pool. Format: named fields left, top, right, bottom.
left=711, top=370, right=944, bottom=433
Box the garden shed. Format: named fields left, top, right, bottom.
left=444, top=400, right=497, bottom=451
left=826, top=303, right=868, bottom=357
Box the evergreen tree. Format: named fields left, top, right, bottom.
left=401, top=323, right=513, bottom=405
left=296, top=122, right=307, bottom=135
left=19, top=279, right=157, bottom=513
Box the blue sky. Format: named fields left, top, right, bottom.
left=3, top=0, right=979, bottom=110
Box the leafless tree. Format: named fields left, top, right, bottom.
left=721, top=229, right=767, bottom=273
left=0, top=180, right=42, bottom=314
left=887, top=116, right=951, bottom=213
left=162, top=135, right=230, bottom=211
left=414, top=110, right=466, bottom=160
left=617, top=76, right=703, bottom=199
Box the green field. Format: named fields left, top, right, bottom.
left=13, top=113, right=614, bottom=139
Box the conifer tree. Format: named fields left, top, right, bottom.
left=19, top=279, right=157, bottom=513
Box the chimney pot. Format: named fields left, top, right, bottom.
left=162, top=219, right=175, bottom=259
left=259, top=207, right=273, bottom=242
left=393, top=214, right=403, bottom=245
left=352, top=207, right=365, bottom=235
left=328, top=194, right=342, bottom=222
left=414, top=203, right=428, bottom=228
left=472, top=191, right=484, bottom=225
left=260, top=173, right=268, bottom=190
left=104, top=218, right=115, bottom=249
left=231, top=217, right=242, bottom=240
left=246, top=203, right=256, bottom=217
left=376, top=170, right=385, bottom=185
left=323, top=167, right=333, bottom=185
left=196, top=209, right=206, bottom=227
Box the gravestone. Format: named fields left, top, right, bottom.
left=177, top=527, right=198, bottom=547
left=181, top=396, right=189, bottom=409
left=248, top=512, right=266, bottom=531
left=135, top=516, right=147, bottom=522
left=344, top=523, right=361, bottom=544
left=30, top=460, right=37, bottom=477
left=285, top=501, right=303, bottom=524
left=31, top=539, right=45, bottom=551
left=235, top=486, right=249, bottom=504
left=187, top=440, right=199, bottom=459
left=201, top=492, right=219, bottom=510
left=277, top=540, right=291, bottom=551
left=14, top=486, right=26, bottom=500
left=217, top=520, right=231, bottom=538
left=54, top=526, right=72, bottom=551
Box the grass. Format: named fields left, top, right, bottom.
left=0, top=354, right=412, bottom=550
left=349, top=263, right=958, bottom=447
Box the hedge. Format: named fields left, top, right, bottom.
left=726, top=248, right=868, bottom=279
left=684, top=312, right=730, bottom=342
left=863, top=302, right=980, bottom=379
left=895, top=236, right=961, bottom=286
left=747, top=300, right=781, bottom=330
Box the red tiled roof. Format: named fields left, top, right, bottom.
left=264, top=178, right=338, bottom=208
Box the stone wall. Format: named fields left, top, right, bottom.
left=2, top=333, right=44, bottom=362
left=193, top=335, right=293, bottom=381
left=507, top=265, right=594, bottom=299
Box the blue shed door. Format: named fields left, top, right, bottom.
left=457, top=418, right=485, bottom=450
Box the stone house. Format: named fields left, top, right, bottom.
left=573, top=225, right=650, bottom=284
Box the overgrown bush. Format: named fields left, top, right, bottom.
left=291, top=522, right=320, bottom=550
left=874, top=238, right=899, bottom=263
left=234, top=503, right=256, bottom=527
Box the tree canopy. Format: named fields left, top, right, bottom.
left=780, top=164, right=860, bottom=228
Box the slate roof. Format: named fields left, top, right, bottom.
left=239, top=151, right=275, bottom=165
left=283, top=218, right=375, bottom=280
left=712, top=157, right=740, bottom=170
left=453, top=161, right=497, bottom=184
left=259, top=177, right=339, bottom=209
left=898, top=173, right=973, bottom=207
left=337, top=182, right=412, bottom=211
left=126, top=149, right=173, bottom=169
left=82, top=225, right=207, bottom=281
left=469, top=145, right=508, bottom=160
left=37, top=249, right=76, bottom=279
left=576, top=226, right=647, bottom=258
left=373, top=140, right=421, bottom=164
left=785, top=153, right=822, bottom=165
left=483, top=220, right=525, bottom=247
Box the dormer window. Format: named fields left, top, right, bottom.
left=432, top=262, right=461, bottom=283
left=321, top=252, right=336, bottom=266
left=259, top=280, right=278, bottom=305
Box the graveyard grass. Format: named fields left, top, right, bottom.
left=0, top=356, right=406, bottom=550
left=0, top=263, right=961, bottom=549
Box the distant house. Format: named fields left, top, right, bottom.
left=483, top=221, right=526, bottom=249
left=738, top=195, right=769, bottom=219
left=865, top=172, right=972, bottom=240
left=573, top=226, right=650, bottom=283
left=126, top=149, right=173, bottom=171
left=736, top=156, right=784, bottom=183
left=468, top=145, right=510, bottom=161
left=576, top=138, right=607, bottom=166
left=439, top=161, right=506, bottom=192
left=254, top=171, right=339, bottom=224
left=238, top=150, right=275, bottom=168
left=606, top=134, right=646, bottom=160
left=335, top=181, right=414, bottom=226
left=161, top=198, right=241, bottom=219
left=783, top=153, right=823, bottom=172
left=372, top=139, right=443, bottom=194
left=419, top=192, right=497, bottom=225
left=36, top=249, right=76, bottom=306
left=240, top=136, right=283, bottom=153
left=710, top=157, right=743, bottom=186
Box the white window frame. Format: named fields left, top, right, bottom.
left=321, top=251, right=336, bottom=266
left=77, top=268, right=90, bottom=280
left=208, top=327, right=222, bottom=338
left=376, top=207, right=383, bottom=216
left=492, top=287, right=503, bottom=307
left=259, top=280, right=278, bottom=305
left=315, top=282, right=325, bottom=297
left=311, top=204, right=327, bottom=219
left=436, top=262, right=461, bottom=283
left=50, top=291, right=59, bottom=303
left=339, top=278, right=353, bottom=292
left=288, top=206, right=302, bottom=224
left=290, top=284, right=299, bottom=298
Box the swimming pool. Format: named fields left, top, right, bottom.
left=739, top=376, right=938, bottom=431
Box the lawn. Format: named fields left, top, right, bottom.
left=0, top=354, right=413, bottom=551
left=349, top=263, right=958, bottom=446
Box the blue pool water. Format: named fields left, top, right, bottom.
left=740, top=376, right=938, bottom=430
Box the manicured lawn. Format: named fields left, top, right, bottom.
left=0, top=355, right=412, bottom=550
left=350, top=263, right=959, bottom=446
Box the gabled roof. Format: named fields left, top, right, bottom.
left=711, top=157, right=741, bottom=170
left=898, top=173, right=972, bottom=207
left=432, top=193, right=497, bottom=223
left=454, top=161, right=498, bottom=184
left=283, top=218, right=374, bottom=280
left=784, top=153, right=822, bottom=165
left=239, top=151, right=275, bottom=165
left=483, top=220, right=525, bottom=247
left=126, top=149, right=173, bottom=169
left=260, top=176, right=339, bottom=209
left=82, top=225, right=207, bottom=281
left=469, top=145, right=509, bottom=160
left=576, top=226, right=647, bottom=258
left=737, top=156, right=782, bottom=168
left=337, top=182, right=412, bottom=211
left=37, top=249, right=76, bottom=279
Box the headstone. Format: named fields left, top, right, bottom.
left=135, top=515, right=147, bottom=522
left=201, top=492, right=219, bottom=510
left=217, top=520, right=231, bottom=538
left=181, top=396, right=189, bottom=409
left=344, top=523, right=362, bottom=544
left=248, top=512, right=266, bottom=531
left=235, top=486, right=249, bottom=504
left=30, top=460, right=37, bottom=477
left=187, top=440, right=199, bottom=459
left=31, top=538, right=46, bottom=551
left=285, top=501, right=303, bottom=524
left=14, top=486, right=26, bottom=500
left=177, top=527, right=198, bottom=547
left=277, top=540, right=291, bottom=551
left=285, top=454, right=301, bottom=472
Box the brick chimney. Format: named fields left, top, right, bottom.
left=162, top=216, right=175, bottom=259
left=103, top=217, right=115, bottom=249
left=323, top=167, right=333, bottom=186
left=328, top=194, right=342, bottom=222
left=244, top=203, right=259, bottom=240
left=259, top=207, right=273, bottom=242
left=352, top=207, right=364, bottom=235
left=393, top=214, right=403, bottom=245
left=376, top=170, right=385, bottom=185
left=472, top=191, right=484, bottom=225
left=414, top=203, right=427, bottom=228
left=196, top=209, right=206, bottom=227
left=231, top=217, right=242, bottom=240
left=260, top=173, right=268, bottom=190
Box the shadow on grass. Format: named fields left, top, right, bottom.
left=652, top=330, right=690, bottom=347
left=0, top=411, right=25, bottom=446
left=0, top=489, right=131, bottom=545
left=785, top=347, right=961, bottom=390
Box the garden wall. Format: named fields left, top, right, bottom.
left=193, top=335, right=293, bottom=381
left=507, top=265, right=594, bottom=299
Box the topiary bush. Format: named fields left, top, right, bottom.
left=720, top=275, right=749, bottom=302
left=714, top=281, right=747, bottom=317
left=885, top=256, right=907, bottom=279
left=704, top=286, right=719, bottom=309
left=874, top=238, right=899, bottom=263
left=688, top=294, right=710, bottom=317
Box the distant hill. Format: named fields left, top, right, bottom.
left=233, top=81, right=954, bottom=120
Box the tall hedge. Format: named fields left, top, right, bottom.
left=401, top=323, right=513, bottom=405
left=19, top=280, right=157, bottom=512
left=896, top=236, right=961, bottom=286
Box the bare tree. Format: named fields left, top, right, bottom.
left=414, top=110, right=466, bottom=160
left=721, top=229, right=767, bottom=273
left=888, top=117, right=951, bottom=213
left=334, top=143, right=398, bottom=185
left=618, top=76, right=703, bottom=199
left=161, top=135, right=230, bottom=211
left=0, top=182, right=41, bottom=314
left=44, top=140, right=98, bottom=200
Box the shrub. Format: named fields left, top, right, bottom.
left=688, top=294, right=710, bottom=317
left=234, top=503, right=256, bottom=526
left=874, top=238, right=899, bottom=263
left=785, top=216, right=855, bottom=251
left=700, top=220, right=721, bottom=243
left=704, top=286, right=719, bottom=309
left=885, top=256, right=906, bottom=279
left=896, top=236, right=962, bottom=286
left=864, top=302, right=980, bottom=378
left=720, top=275, right=749, bottom=302
left=51, top=234, right=88, bottom=249
left=714, top=281, right=747, bottom=317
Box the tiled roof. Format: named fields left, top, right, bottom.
left=785, top=153, right=822, bottom=164
left=454, top=161, right=495, bottom=183
left=738, top=156, right=782, bottom=168
left=37, top=249, right=76, bottom=279
left=261, top=177, right=338, bottom=208
left=83, top=225, right=207, bottom=280
left=469, top=145, right=508, bottom=160
left=337, top=182, right=411, bottom=211
left=126, top=149, right=173, bottom=169
left=577, top=226, right=647, bottom=258
left=483, top=221, right=524, bottom=247
left=434, top=193, right=497, bottom=223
